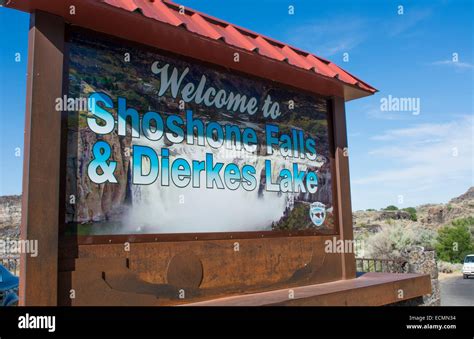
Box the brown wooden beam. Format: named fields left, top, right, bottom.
left=182, top=272, right=432, bottom=306
left=331, top=96, right=356, bottom=279
left=19, top=10, right=65, bottom=305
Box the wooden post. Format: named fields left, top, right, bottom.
left=19, top=11, right=65, bottom=305
left=331, top=96, right=356, bottom=280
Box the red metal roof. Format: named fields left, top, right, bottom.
left=4, top=0, right=377, bottom=98
left=99, top=0, right=377, bottom=94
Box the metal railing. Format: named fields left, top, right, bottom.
left=0, top=256, right=20, bottom=277
left=356, top=257, right=408, bottom=274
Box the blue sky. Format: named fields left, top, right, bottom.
left=0, top=0, right=472, bottom=210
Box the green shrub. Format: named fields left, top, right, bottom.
left=366, top=224, right=436, bottom=259
left=451, top=216, right=474, bottom=228
left=402, top=207, right=417, bottom=221
left=435, top=217, right=474, bottom=263
left=384, top=205, right=398, bottom=211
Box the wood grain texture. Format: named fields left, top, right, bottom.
left=20, top=11, right=65, bottom=305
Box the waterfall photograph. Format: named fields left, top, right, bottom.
left=64, top=30, right=336, bottom=235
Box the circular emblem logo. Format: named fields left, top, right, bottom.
left=310, top=202, right=326, bottom=227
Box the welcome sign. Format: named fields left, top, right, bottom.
left=64, top=30, right=336, bottom=236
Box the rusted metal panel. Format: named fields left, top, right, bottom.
left=76, top=236, right=341, bottom=289
left=20, top=10, right=65, bottom=306
left=59, top=250, right=431, bottom=306
left=56, top=235, right=344, bottom=304
left=166, top=252, right=203, bottom=289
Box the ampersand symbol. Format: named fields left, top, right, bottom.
left=87, top=141, right=118, bottom=184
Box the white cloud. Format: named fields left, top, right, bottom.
left=284, top=17, right=368, bottom=57
left=431, top=60, right=474, bottom=71
left=354, top=116, right=473, bottom=187
left=366, top=106, right=415, bottom=121
left=388, top=8, right=432, bottom=37
left=356, top=100, right=416, bottom=121
left=371, top=121, right=457, bottom=141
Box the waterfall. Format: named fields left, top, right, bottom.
left=122, top=132, right=324, bottom=234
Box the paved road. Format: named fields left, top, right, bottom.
left=440, top=274, right=474, bottom=306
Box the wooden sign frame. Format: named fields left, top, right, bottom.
left=59, top=25, right=341, bottom=244
left=20, top=11, right=355, bottom=306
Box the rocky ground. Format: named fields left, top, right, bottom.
left=353, top=187, right=474, bottom=236
left=0, top=195, right=21, bottom=239
left=352, top=186, right=474, bottom=262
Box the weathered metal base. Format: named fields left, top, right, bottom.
left=183, top=272, right=432, bottom=306
left=58, top=254, right=431, bottom=306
